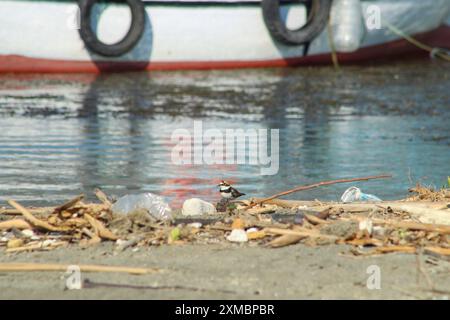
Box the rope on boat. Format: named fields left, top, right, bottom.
left=326, top=18, right=340, bottom=70
left=382, top=19, right=450, bottom=62
left=326, top=17, right=450, bottom=66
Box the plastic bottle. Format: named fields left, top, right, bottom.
left=330, top=0, right=365, bottom=52
left=341, top=187, right=381, bottom=203
left=112, top=193, right=172, bottom=220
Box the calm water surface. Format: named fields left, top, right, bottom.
left=0, top=60, right=449, bottom=207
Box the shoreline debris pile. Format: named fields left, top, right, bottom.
left=0, top=178, right=449, bottom=260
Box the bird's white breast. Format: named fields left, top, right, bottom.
left=220, top=191, right=233, bottom=199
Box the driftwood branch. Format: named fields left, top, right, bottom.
left=0, top=207, right=54, bottom=216
left=363, top=246, right=450, bottom=256
left=0, top=219, right=32, bottom=230
left=0, top=263, right=161, bottom=275
left=347, top=216, right=450, bottom=234
left=247, top=175, right=392, bottom=209
left=84, top=214, right=118, bottom=240
left=53, top=194, right=84, bottom=213
left=94, top=188, right=112, bottom=207
left=263, top=227, right=337, bottom=240
left=268, top=234, right=305, bottom=248
left=5, top=241, right=68, bottom=253
left=7, top=200, right=70, bottom=232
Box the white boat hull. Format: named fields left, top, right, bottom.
left=0, top=0, right=449, bottom=72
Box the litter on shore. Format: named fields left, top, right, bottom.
left=0, top=177, right=449, bottom=261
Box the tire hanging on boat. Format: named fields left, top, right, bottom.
left=78, top=0, right=145, bottom=57
left=262, top=0, right=332, bottom=45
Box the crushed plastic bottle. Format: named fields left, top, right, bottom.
left=341, top=187, right=381, bottom=203
left=330, top=0, right=365, bottom=52
left=112, top=193, right=172, bottom=220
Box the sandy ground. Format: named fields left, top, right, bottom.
left=1, top=243, right=449, bottom=300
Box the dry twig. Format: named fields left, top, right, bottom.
left=0, top=219, right=32, bottom=230
left=0, top=263, right=161, bottom=275
left=7, top=200, right=70, bottom=232
left=247, top=175, right=392, bottom=209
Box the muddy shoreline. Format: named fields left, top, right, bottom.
left=0, top=243, right=449, bottom=300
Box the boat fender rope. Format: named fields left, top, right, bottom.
left=382, top=19, right=450, bottom=62
left=78, top=0, right=146, bottom=57
left=261, top=0, right=332, bottom=46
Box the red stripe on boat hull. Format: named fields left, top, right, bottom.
left=1, top=25, right=449, bottom=73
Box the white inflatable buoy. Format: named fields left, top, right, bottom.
left=330, top=0, right=365, bottom=52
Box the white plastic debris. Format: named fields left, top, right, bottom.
left=187, top=222, right=203, bottom=229
left=182, top=198, right=217, bottom=216
left=112, top=193, right=172, bottom=220
left=226, top=229, right=248, bottom=243
left=21, top=229, right=34, bottom=238
left=0, top=232, right=14, bottom=242
left=358, top=219, right=373, bottom=235
left=246, top=227, right=259, bottom=233
left=341, top=187, right=381, bottom=203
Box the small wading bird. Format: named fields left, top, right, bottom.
left=218, top=181, right=245, bottom=199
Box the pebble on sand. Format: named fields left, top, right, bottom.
left=226, top=229, right=248, bottom=243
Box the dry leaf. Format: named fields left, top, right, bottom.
left=84, top=214, right=118, bottom=240
left=247, top=231, right=267, bottom=240
left=231, top=218, right=245, bottom=230
left=268, top=234, right=305, bottom=248
left=7, top=239, right=24, bottom=249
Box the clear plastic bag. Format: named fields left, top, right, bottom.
left=112, top=193, right=172, bottom=220
left=341, top=187, right=381, bottom=203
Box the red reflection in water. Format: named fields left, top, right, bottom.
left=160, top=132, right=242, bottom=208
left=160, top=164, right=240, bottom=208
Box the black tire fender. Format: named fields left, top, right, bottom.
left=262, top=0, right=332, bottom=46
left=78, top=0, right=146, bottom=57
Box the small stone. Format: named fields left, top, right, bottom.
left=42, top=239, right=56, bottom=247
left=187, top=222, right=202, bottom=229
left=358, top=219, right=373, bottom=235
left=7, top=239, right=24, bottom=249
left=216, top=198, right=230, bottom=212
left=116, top=239, right=127, bottom=246
left=246, top=227, right=259, bottom=233
left=321, top=221, right=358, bottom=239
left=226, top=229, right=248, bottom=243
left=373, top=226, right=386, bottom=237
left=182, top=198, right=217, bottom=216
left=224, top=217, right=234, bottom=224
